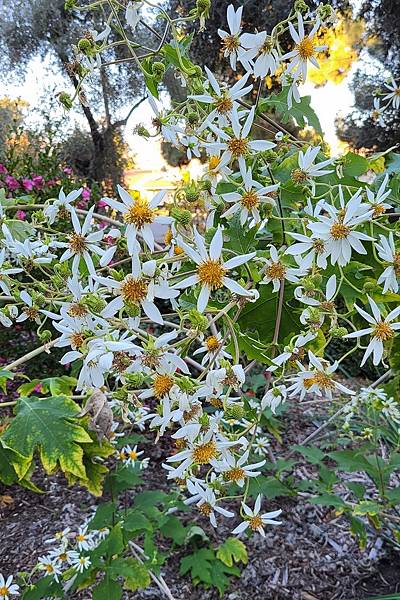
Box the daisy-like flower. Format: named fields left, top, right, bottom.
left=180, top=135, right=201, bottom=160
left=261, top=385, right=287, bottom=414
left=173, top=226, right=256, bottom=313
left=60, top=206, right=113, bottom=277
left=291, top=146, right=335, bottom=195
left=69, top=553, right=91, bottom=573
left=344, top=297, right=400, bottom=366
left=260, top=245, right=303, bottom=292
left=191, top=68, right=252, bottom=126
left=215, top=449, right=265, bottom=487
left=371, top=97, right=385, bottom=127
left=37, top=556, right=63, bottom=582
left=203, top=153, right=232, bottom=192
left=185, top=480, right=234, bottom=527
left=285, top=232, right=329, bottom=269
left=193, top=332, right=232, bottom=366
left=217, top=4, right=245, bottom=70
left=16, top=291, right=40, bottom=324
left=382, top=77, right=400, bottom=109
left=150, top=396, right=181, bottom=436
left=232, top=495, right=282, bottom=537
left=376, top=233, right=399, bottom=293
left=44, top=187, right=83, bottom=224
left=97, top=254, right=178, bottom=324
left=45, top=527, right=71, bottom=546
left=366, top=173, right=392, bottom=218
left=221, top=166, right=279, bottom=226
left=282, top=13, right=326, bottom=82
left=307, top=189, right=374, bottom=266
left=252, top=435, right=270, bottom=456
left=147, top=94, right=183, bottom=146
left=125, top=0, right=142, bottom=31
left=203, top=363, right=246, bottom=396
left=295, top=274, right=337, bottom=326
left=267, top=331, right=316, bottom=372
left=287, top=351, right=355, bottom=400
left=206, top=106, right=276, bottom=173
left=104, top=185, right=172, bottom=254
left=240, top=31, right=280, bottom=79
left=120, top=444, right=144, bottom=467
left=0, top=574, right=19, bottom=599
left=0, top=249, right=23, bottom=295
left=75, top=526, right=93, bottom=552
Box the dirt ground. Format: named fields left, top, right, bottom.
left=1, top=397, right=400, bottom=600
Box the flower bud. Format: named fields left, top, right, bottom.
left=188, top=309, right=209, bottom=332
left=152, top=62, right=166, bottom=81
left=191, top=65, right=203, bottom=78
left=170, top=207, right=192, bottom=225
left=185, top=187, right=200, bottom=203
left=125, top=302, right=141, bottom=317
left=77, top=38, right=94, bottom=55
left=64, top=0, right=76, bottom=9
left=196, top=0, right=210, bottom=11
left=39, top=329, right=52, bottom=343
left=125, top=372, right=145, bottom=387
left=331, top=326, right=348, bottom=338
left=225, top=405, right=245, bottom=420
left=58, top=92, right=73, bottom=110
left=133, top=124, right=150, bottom=138
left=363, top=281, right=376, bottom=293
left=82, top=294, right=106, bottom=313
left=294, top=0, right=308, bottom=13
left=201, top=179, right=212, bottom=192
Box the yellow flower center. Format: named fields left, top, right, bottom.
left=120, top=275, right=148, bottom=303
left=266, top=261, right=286, bottom=280
left=128, top=450, right=138, bottom=460
left=224, top=467, right=245, bottom=482
left=312, top=238, right=325, bottom=254
left=296, top=36, right=316, bottom=60
left=69, top=232, right=87, bottom=254
left=164, top=228, right=173, bottom=245
left=70, top=331, right=85, bottom=350
left=304, top=372, right=335, bottom=390
left=68, top=302, right=88, bottom=318
left=199, top=502, right=213, bottom=516
left=192, top=440, right=218, bottom=464
left=76, top=534, right=86, bottom=542
left=208, top=396, right=223, bottom=408
left=0, top=587, right=9, bottom=596
left=222, top=34, right=240, bottom=53
left=153, top=374, right=174, bottom=399
left=197, top=259, right=226, bottom=290
left=45, top=564, right=54, bottom=574
left=119, top=451, right=126, bottom=460
left=330, top=222, right=350, bottom=240
left=249, top=515, right=263, bottom=531
left=174, top=245, right=184, bottom=255
left=395, top=88, right=400, bottom=97
left=208, top=156, right=221, bottom=171
left=24, top=307, right=39, bottom=320
left=394, top=253, right=400, bottom=276
left=205, top=335, right=220, bottom=352
left=241, top=190, right=259, bottom=210
left=228, top=137, right=249, bottom=157
left=216, top=96, right=233, bottom=114
left=292, top=168, right=308, bottom=183
left=372, top=204, right=386, bottom=218
left=123, top=199, right=155, bottom=229
left=373, top=321, right=394, bottom=341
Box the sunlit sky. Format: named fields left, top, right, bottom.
left=0, top=35, right=358, bottom=171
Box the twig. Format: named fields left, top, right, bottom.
left=4, top=338, right=60, bottom=371
left=129, top=541, right=176, bottom=600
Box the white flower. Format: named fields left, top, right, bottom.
left=295, top=274, right=337, bottom=326
left=75, top=526, right=94, bottom=552
left=150, top=396, right=181, bottom=436
left=37, top=556, right=63, bottom=582
left=69, top=553, right=91, bottom=573
left=383, top=77, right=400, bottom=109
left=96, top=255, right=178, bottom=325
left=0, top=249, right=23, bottom=295
left=173, top=226, right=255, bottom=313
left=44, top=187, right=82, bottom=224
left=221, top=166, right=279, bottom=226
left=105, top=185, right=172, bottom=254
left=217, top=4, right=246, bottom=70
left=260, top=245, right=303, bottom=292
left=344, top=296, right=400, bottom=366
left=15, top=291, right=40, bottom=324
left=240, top=31, right=280, bottom=79
left=282, top=14, right=325, bottom=82
left=294, top=146, right=335, bottom=194
left=180, top=135, right=201, bottom=160
left=215, top=449, right=265, bottom=487
left=206, top=106, right=276, bottom=173
left=307, top=189, right=374, bottom=266
left=287, top=351, right=355, bottom=400
left=147, top=95, right=183, bottom=145
left=119, top=444, right=144, bottom=467
left=125, top=1, right=142, bottom=31
left=232, top=495, right=282, bottom=536
left=372, top=97, right=385, bottom=127
left=261, top=385, right=287, bottom=414
left=267, top=331, right=316, bottom=372
left=203, top=364, right=246, bottom=395
left=193, top=332, right=232, bottom=366
left=203, top=153, right=232, bottom=192
left=59, top=206, right=111, bottom=277
left=285, top=232, right=329, bottom=269
left=2, top=225, right=56, bottom=266
left=0, top=574, right=19, bottom=599
left=185, top=480, right=234, bottom=527
left=191, top=68, right=253, bottom=126
left=376, top=233, right=399, bottom=293
left=252, top=435, right=270, bottom=456
left=45, top=527, right=71, bottom=546
left=366, top=173, right=392, bottom=217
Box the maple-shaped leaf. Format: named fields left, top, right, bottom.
left=179, top=548, right=215, bottom=585
left=216, top=537, right=248, bottom=567
left=1, top=395, right=92, bottom=478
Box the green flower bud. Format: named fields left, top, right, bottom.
left=124, top=372, right=145, bottom=387
left=225, top=405, right=245, bottom=420
left=152, top=62, right=166, bottom=78
left=196, top=0, right=210, bottom=12
left=170, top=207, right=192, bottom=225
left=177, top=376, right=196, bottom=393
left=294, top=0, right=308, bottom=14
left=191, top=65, right=203, bottom=78
left=199, top=413, right=210, bottom=427
left=201, top=178, right=212, bottom=192
left=185, top=188, right=200, bottom=203
left=108, top=269, right=125, bottom=281
left=363, top=281, right=376, bottom=293
left=133, top=124, right=150, bottom=138
left=125, top=302, right=141, bottom=317
left=58, top=92, right=73, bottom=110
left=83, top=294, right=106, bottom=313
left=35, top=293, right=46, bottom=308
left=311, top=274, right=323, bottom=286
left=64, top=0, right=76, bottom=9
left=78, top=38, right=94, bottom=56
left=331, top=326, right=348, bottom=338
left=39, top=330, right=52, bottom=343
left=188, top=309, right=209, bottom=332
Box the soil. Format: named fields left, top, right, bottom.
left=1, top=390, right=400, bottom=600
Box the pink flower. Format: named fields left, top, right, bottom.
left=46, top=178, right=57, bottom=187
left=0, top=164, right=8, bottom=175
left=82, top=187, right=91, bottom=201
left=97, top=199, right=108, bottom=207
left=5, top=175, right=19, bottom=190
left=15, top=210, right=26, bottom=220
left=32, top=175, right=44, bottom=189
left=22, top=178, right=34, bottom=191
left=33, top=383, right=43, bottom=393
left=63, top=167, right=73, bottom=175
left=99, top=220, right=108, bottom=229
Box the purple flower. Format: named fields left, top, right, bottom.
left=32, top=175, right=44, bottom=189
left=63, top=167, right=73, bottom=175
left=0, top=164, right=8, bottom=175
left=82, top=187, right=91, bottom=201
left=5, top=175, right=19, bottom=190
left=15, top=210, right=26, bottom=220
left=22, top=178, right=34, bottom=191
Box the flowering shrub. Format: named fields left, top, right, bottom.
left=1, top=0, right=400, bottom=598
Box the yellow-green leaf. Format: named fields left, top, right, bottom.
left=216, top=537, right=248, bottom=567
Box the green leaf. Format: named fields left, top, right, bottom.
left=88, top=502, right=117, bottom=530
left=293, top=445, right=325, bottom=464
left=225, top=213, right=257, bottom=254
left=210, top=560, right=240, bottom=597
left=1, top=396, right=92, bottom=478
left=227, top=325, right=271, bottom=365
left=309, top=494, right=347, bottom=508
left=123, top=510, right=152, bottom=533
left=0, top=369, right=14, bottom=393
left=341, top=152, right=369, bottom=177
left=134, top=490, right=168, bottom=507
left=180, top=548, right=215, bottom=584
left=248, top=475, right=295, bottom=499
left=0, top=441, right=32, bottom=485
left=95, top=523, right=124, bottom=559
left=216, top=537, right=248, bottom=567
left=258, top=87, right=322, bottom=135
left=329, top=449, right=373, bottom=473
left=3, top=219, right=35, bottom=241
left=109, top=557, right=150, bottom=592
left=386, top=487, right=400, bottom=505
left=93, top=578, right=122, bottom=600
left=160, top=515, right=187, bottom=545
left=21, top=576, right=64, bottom=599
